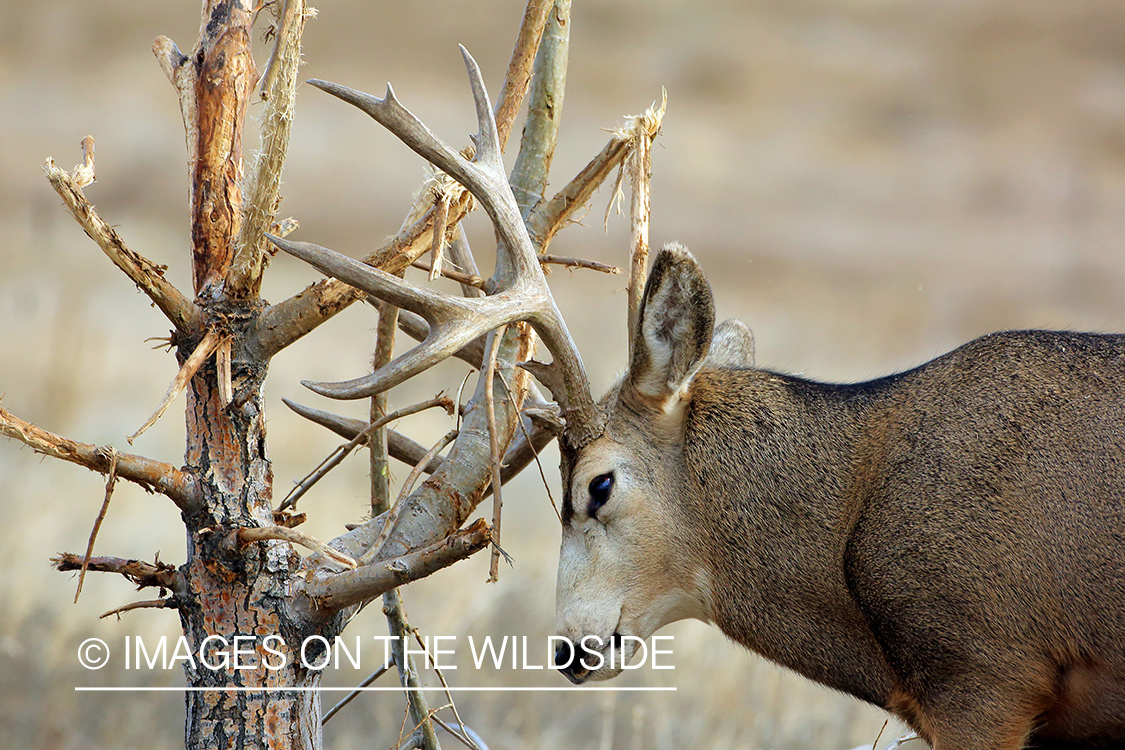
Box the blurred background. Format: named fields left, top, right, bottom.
left=3, top=0, right=1125, bottom=748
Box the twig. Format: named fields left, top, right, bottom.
left=43, top=152, right=199, bottom=333
left=370, top=305, right=400, bottom=516
left=431, top=716, right=488, bottom=750
left=411, top=260, right=488, bottom=291
left=281, top=399, right=444, bottom=475
left=321, top=662, right=392, bottom=725
left=278, top=395, right=453, bottom=511
left=360, top=430, right=460, bottom=566
left=236, top=526, right=357, bottom=569
left=100, top=598, right=175, bottom=620
left=1, top=405, right=199, bottom=512
left=539, top=254, right=621, bottom=275
left=75, top=447, right=119, bottom=603
left=411, top=629, right=481, bottom=750
left=484, top=328, right=506, bottom=583
left=307, top=520, right=492, bottom=611
left=501, top=379, right=559, bottom=521
left=128, top=328, right=222, bottom=444
left=396, top=703, right=454, bottom=750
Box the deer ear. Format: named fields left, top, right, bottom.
left=628, top=243, right=715, bottom=406
left=704, top=319, right=755, bottom=369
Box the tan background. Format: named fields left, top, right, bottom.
left=3, top=1, right=1125, bottom=748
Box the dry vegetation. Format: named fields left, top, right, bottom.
left=2, top=0, right=1125, bottom=748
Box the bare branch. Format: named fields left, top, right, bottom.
left=411, top=259, right=488, bottom=292
left=278, top=396, right=453, bottom=511
left=282, top=398, right=445, bottom=475
left=228, top=0, right=312, bottom=296
left=52, top=553, right=182, bottom=592
left=100, top=599, right=175, bottom=620
left=128, top=329, right=223, bottom=444
left=3, top=406, right=199, bottom=513
left=369, top=305, right=399, bottom=516
left=511, top=0, right=571, bottom=215
left=361, top=430, right=460, bottom=565
left=484, top=329, right=506, bottom=583
left=153, top=35, right=196, bottom=175
left=494, top=0, right=555, bottom=149
left=540, top=254, right=621, bottom=275
left=43, top=153, right=199, bottom=332
left=624, top=89, right=665, bottom=356
left=321, top=662, right=393, bottom=725
left=526, top=134, right=630, bottom=251
left=235, top=526, right=357, bottom=569
left=305, top=520, right=492, bottom=610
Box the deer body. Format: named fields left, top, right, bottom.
left=554, top=245, right=1125, bottom=750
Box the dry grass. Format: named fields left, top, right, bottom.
left=3, top=0, right=1125, bottom=747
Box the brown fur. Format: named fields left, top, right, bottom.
left=554, top=244, right=1125, bottom=750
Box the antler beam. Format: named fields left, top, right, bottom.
left=270, top=47, right=604, bottom=447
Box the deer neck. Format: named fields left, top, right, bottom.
left=683, top=367, right=898, bottom=706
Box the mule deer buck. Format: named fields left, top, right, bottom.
left=268, top=46, right=1125, bottom=750
left=553, top=245, right=1125, bottom=749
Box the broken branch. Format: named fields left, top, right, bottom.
left=540, top=254, right=621, bottom=274
left=52, top=553, right=182, bottom=592
left=305, top=519, right=492, bottom=610
left=526, top=134, right=630, bottom=251
left=229, top=0, right=312, bottom=296
left=236, top=526, right=357, bottom=569
left=43, top=152, right=199, bottom=333
left=2, top=406, right=199, bottom=513
left=128, top=329, right=223, bottom=444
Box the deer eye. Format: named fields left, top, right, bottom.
left=587, top=473, right=614, bottom=518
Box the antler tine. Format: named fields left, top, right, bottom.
left=266, top=233, right=472, bottom=321
left=302, top=320, right=487, bottom=399
left=307, top=48, right=536, bottom=285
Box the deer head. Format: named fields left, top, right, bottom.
left=553, top=244, right=755, bottom=682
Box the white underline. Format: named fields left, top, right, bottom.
left=75, top=686, right=676, bottom=692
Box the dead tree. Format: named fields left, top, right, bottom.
left=1, top=0, right=660, bottom=747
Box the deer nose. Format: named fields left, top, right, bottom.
left=554, top=637, right=598, bottom=684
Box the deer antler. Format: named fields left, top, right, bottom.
left=268, top=47, right=604, bottom=448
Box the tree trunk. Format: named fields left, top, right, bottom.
left=173, top=2, right=326, bottom=746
